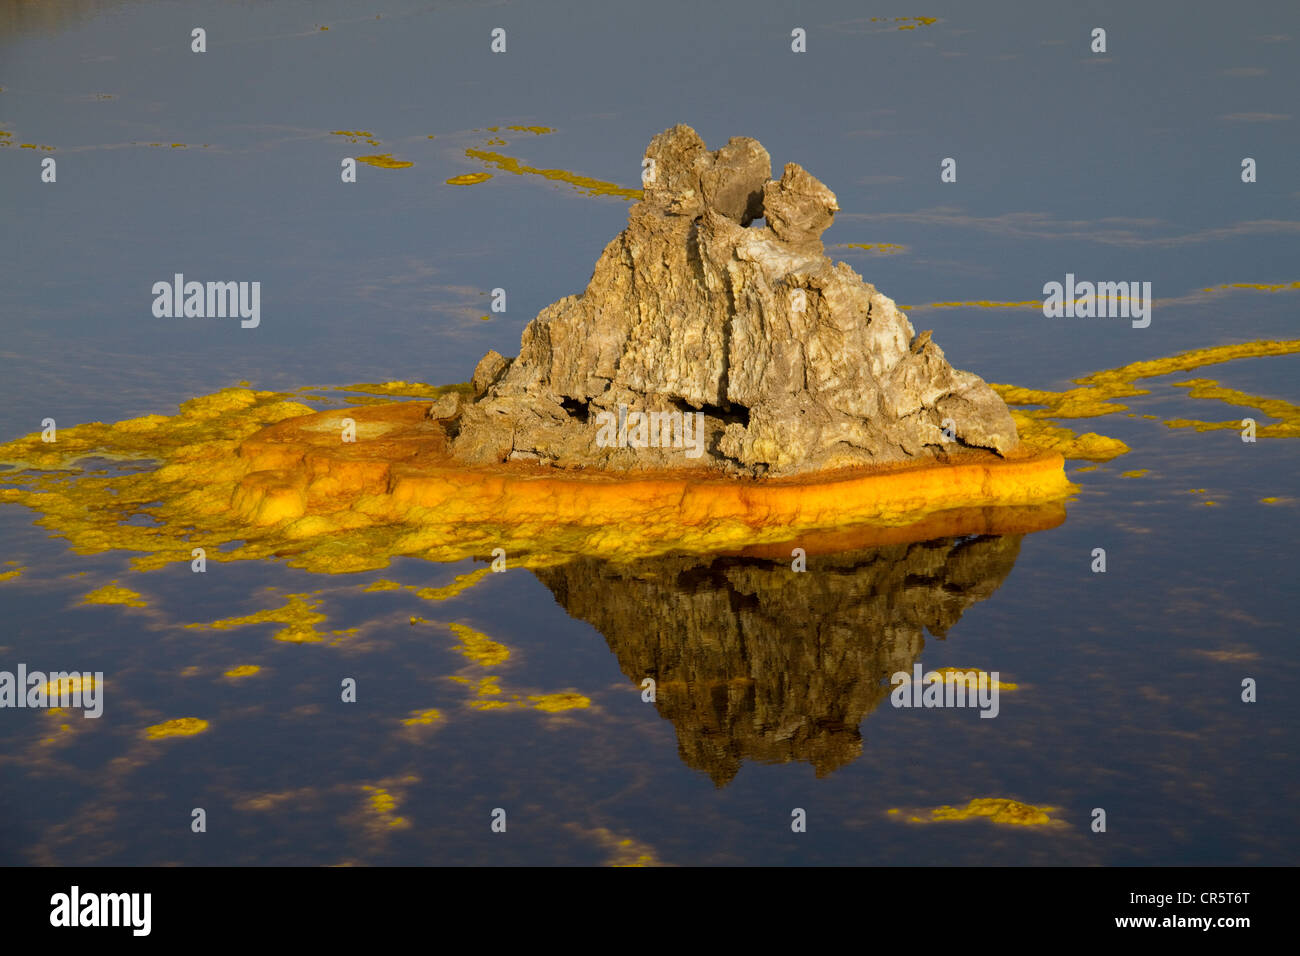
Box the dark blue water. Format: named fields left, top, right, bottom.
left=1, top=0, right=1297, bottom=865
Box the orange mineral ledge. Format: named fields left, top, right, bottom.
left=232, top=401, right=1072, bottom=557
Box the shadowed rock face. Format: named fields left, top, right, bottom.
left=444, top=124, right=1020, bottom=476
left=535, top=534, right=1023, bottom=786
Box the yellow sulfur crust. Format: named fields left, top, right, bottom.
left=0, top=383, right=1072, bottom=572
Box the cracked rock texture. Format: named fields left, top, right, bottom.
left=445, top=124, right=1019, bottom=476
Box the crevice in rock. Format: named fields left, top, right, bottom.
left=560, top=397, right=591, bottom=424
left=672, top=397, right=750, bottom=428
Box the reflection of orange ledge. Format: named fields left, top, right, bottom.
left=233, top=402, right=1072, bottom=545
left=731, top=503, right=1066, bottom=557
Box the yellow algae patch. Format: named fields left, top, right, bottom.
left=461, top=676, right=589, bottom=714
left=505, top=126, right=555, bottom=135
left=402, top=708, right=443, bottom=726
left=1164, top=379, right=1300, bottom=437
left=0, top=566, right=23, bottom=582
left=447, top=172, right=492, bottom=185
left=187, top=593, right=330, bottom=644
left=144, top=717, right=209, bottom=739
left=469, top=699, right=512, bottom=711
left=1070, top=339, right=1300, bottom=393
left=466, top=675, right=515, bottom=710
left=410, top=568, right=491, bottom=602
left=993, top=339, right=1300, bottom=461
left=571, top=826, right=664, bottom=867
left=1261, top=497, right=1285, bottom=504
left=527, top=692, right=591, bottom=713
left=911, top=283, right=1300, bottom=313
left=448, top=623, right=510, bottom=667
left=1120, top=469, right=1149, bottom=478
left=1008, top=411, right=1129, bottom=461
left=360, top=785, right=410, bottom=830
left=38, top=722, right=77, bottom=747
left=356, top=154, right=413, bottom=169
left=606, top=838, right=660, bottom=867
left=892, top=798, right=1058, bottom=826
left=465, top=148, right=642, bottom=200
left=223, top=664, right=260, bottom=678
left=927, top=668, right=1018, bottom=692
left=1202, top=281, right=1300, bottom=294
left=0, top=386, right=313, bottom=471
left=331, top=130, right=374, bottom=140
left=363, top=579, right=402, bottom=592
left=79, top=583, right=146, bottom=608
left=42, top=673, right=98, bottom=700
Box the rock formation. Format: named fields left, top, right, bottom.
left=535, top=533, right=1023, bottom=785
left=440, top=124, right=1019, bottom=477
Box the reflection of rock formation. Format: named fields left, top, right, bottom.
left=536, top=535, right=1022, bottom=786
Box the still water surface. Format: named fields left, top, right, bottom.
left=1, top=0, right=1297, bottom=864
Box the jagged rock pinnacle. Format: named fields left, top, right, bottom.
left=443, top=124, right=1019, bottom=476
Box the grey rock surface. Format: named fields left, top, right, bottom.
left=449, top=124, right=1019, bottom=476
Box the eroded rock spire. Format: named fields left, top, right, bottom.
left=439, top=124, right=1019, bottom=476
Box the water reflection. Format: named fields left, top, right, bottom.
left=538, top=532, right=1025, bottom=786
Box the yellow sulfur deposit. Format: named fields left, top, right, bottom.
left=1165, top=379, right=1300, bottom=437
left=928, top=668, right=1018, bottom=691
left=355, top=154, right=413, bottom=169
left=0, top=383, right=1071, bottom=574
left=360, top=785, right=410, bottom=829
left=42, top=673, right=98, bottom=698
left=464, top=148, right=642, bottom=200
left=79, top=584, right=147, bottom=608
left=410, top=568, right=492, bottom=602
left=890, top=797, right=1058, bottom=826
left=447, top=622, right=510, bottom=667
left=994, top=338, right=1300, bottom=461
left=224, top=402, right=1069, bottom=554
left=144, top=717, right=209, bottom=739
left=526, top=692, right=591, bottom=713
left=186, top=593, right=332, bottom=643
